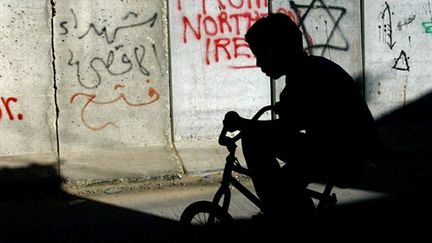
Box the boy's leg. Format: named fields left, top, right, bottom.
left=241, top=128, right=286, bottom=217
left=241, top=128, right=313, bottom=219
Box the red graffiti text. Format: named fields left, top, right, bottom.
left=178, top=0, right=300, bottom=68
left=0, top=97, right=23, bottom=121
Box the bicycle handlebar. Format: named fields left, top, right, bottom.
left=218, top=105, right=274, bottom=147
left=251, top=105, right=273, bottom=121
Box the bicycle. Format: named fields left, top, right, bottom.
left=179, top=105, right=338, bottom=230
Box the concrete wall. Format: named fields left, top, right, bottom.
left=0, top=0, right=366, bottom=178
left=0, top=0, right=57, bottom=167
left=3, top=0, right=431, bottom=181
left=364, top=0, right=432, bottom=119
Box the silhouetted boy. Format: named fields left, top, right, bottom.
left=223, top=13, right=382, bottom=220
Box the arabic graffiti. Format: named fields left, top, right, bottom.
left=60, top=9, right=162, bottom=131
left=0, top=97, right=23, bottom=121
left=70, top=80, right=160, bottom=131
left=76, top=13, right=158, bottom=45
left=67, top=44, right=154, bottom=89
left=61, top=10, right=159, bottom=89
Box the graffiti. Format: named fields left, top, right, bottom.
left=422, top=1, right=432, bottom=33
left=323, top=20, right=333, bottom=59
left=179, top=0, right=268, bottom=68
left=123, top=12, right=139, bottom=20
left=70, top=80, right=160, bottom=131
left=59, top=9, right=77, bottom=35
left=61, top=9, right=159, bottom=89
left=177, top=0, right=269, bottom=14
left=77, top=13, right=158, bottom=45
left=376, top=2, right=412, bottom=72
left=422, top=21, right=432, bottom=33
left=60, top=9, right=162, bottom=130
left=378, top=2, right=396, bottom=50
left=429, top=0, right=432, bottom=19
left=0, top=97, right=23, bottom=121
left=393, top=50, right=410, bottom=72
left=177, top=0, right=315, bottom=68
left=289, top=0, right=349, bottom=56
left=67, top=44, right=154, bottom=89
left=397, top=14, right=416, bottom=31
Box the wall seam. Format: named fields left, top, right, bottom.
left=165, top=0, right=186, bottom=174
left=50, top=0, right=61, bottom=175
left=268, top=0, right=277, bottom=120
left=360, top=0, right=366, bottom=98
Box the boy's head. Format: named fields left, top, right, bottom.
left=245, top=13, right=303, bottom=79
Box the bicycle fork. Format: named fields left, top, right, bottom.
left=212, top=153, right=263, bottom=214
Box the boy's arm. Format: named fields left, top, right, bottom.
left=223, top=110, right=283, bottom=132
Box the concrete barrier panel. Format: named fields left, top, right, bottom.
left=54, top=0, right=180, bottom=181
left=364, top=0, right=432, bottom=118
left=170, top=0, right=273, bottom=174
left=0, top=0, right=57, bottom=167
left=170, top=0, right=271, bottom=142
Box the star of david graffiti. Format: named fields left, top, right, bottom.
left=289, top=0, right=349, bottom=56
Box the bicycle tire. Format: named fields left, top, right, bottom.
left=179, top=200, right=233, bottom=238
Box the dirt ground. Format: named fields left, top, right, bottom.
left=64, top=171, right=252, bottom=198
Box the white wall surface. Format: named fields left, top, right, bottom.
left=364, top=0, right=432, bottom=118
left=54, top=0, right=179, bottom=180
left=169, top=0, right=271, bottom=142
left=0, top=0, right=57, bottom=162
left=55, top=0, right=171, bottom=151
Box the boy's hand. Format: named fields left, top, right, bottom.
left=223, top=111, right=243, bottom=132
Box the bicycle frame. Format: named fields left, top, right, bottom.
left=212, top=143, right=263, bottom=212
left=213, top=105, right=337, bottom=214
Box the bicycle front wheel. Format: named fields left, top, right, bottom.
left=179, top=200, right=233, bottom=226
left=179, top=200, right=233, bottom=238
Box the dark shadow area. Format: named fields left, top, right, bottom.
left=220, top=92, right=432, bottom=240
left=377, top=92, right=432, bottom=127
left=0, top=164, right=180, bottom=242
left=339, top=92, right=432, bottom=232
left=317, top=92, right=432, bottom=233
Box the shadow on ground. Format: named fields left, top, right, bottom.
left=0, top=164, right=180, bottom=242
